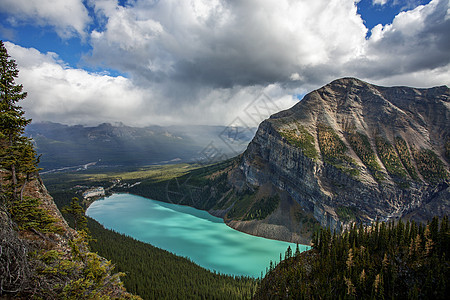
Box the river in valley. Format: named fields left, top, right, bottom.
left=86, top=193, right=309, bottom=277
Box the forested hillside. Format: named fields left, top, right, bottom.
left=255, top=217, right=449, bottom=299
left=87, top=217, right=258, bottom=299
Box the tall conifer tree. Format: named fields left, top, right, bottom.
left=0, top=41, right=37, bottom=200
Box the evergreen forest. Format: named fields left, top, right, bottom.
left=255, top=217, right=450, bottom=299
left=47, top=191, right=259, bottom=300
left=87, top=216, right=258, bottom=299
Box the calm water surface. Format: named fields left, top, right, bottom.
left=86, top=193, right=309, bottom=277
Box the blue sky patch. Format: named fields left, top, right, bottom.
left=357, top=0, right=432, bottom=32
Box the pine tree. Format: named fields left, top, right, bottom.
left=284, top=245, right=292, bottom=259
left=0, top=40, right=37, bottom=200
left=295, top=243, right=300, bottom=257
left=439, top=216, right=449, bottom=256
left=424, top=225, right=434, bottom=257
left=62, top=197, right=87, bottom=231
left=346, top=248, right=354, bottom=271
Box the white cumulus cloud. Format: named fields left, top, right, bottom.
left=87, top=0, right=368, bottom=88
left=0, top=0, right=90, bottom=38
left=5, top=42, right=298, bottom=126
left=356, top=0, right=450, bottom=85
left=3, top=0, right=450, bottom=126
left=5, top=42, right=149, bottom=125
left=373, top=0, right=389, bottom=5
left=86, top=0, right=449, bottom=91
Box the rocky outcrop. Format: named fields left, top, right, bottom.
left=0, top=172, right=138, bottom=298
left=235, top=78, right=449, bottom=234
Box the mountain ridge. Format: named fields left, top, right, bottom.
left=26, top=122, right=255, bottom=171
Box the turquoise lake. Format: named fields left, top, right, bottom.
left=86, top=193, right=309, bottom=277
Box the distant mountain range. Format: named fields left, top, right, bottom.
left=25, top=122, right=256, bottom=171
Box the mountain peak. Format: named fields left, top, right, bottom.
left=328, top=77, right=369, bottom=86
left=237, top=78, right=449, bottom=238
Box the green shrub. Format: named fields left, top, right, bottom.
left=347, top=132, right=381, bottom=172
left=376, top=137, right=407, bottom=177
left=279, top=124, right=318, bottom=159
left=413, top=148, right=448, bottom=183
left=34, top=231, right=137, bottom=299
left=376, top=137, right=409, bottom=186
left=317, top=124, right=348, bottom=162
left=395, top=137, right=419, bottom=180
left=244, top=195, right=280, bottom=220
left=335, top=205, right=358, bottom=222
left=226, top=189, right=257, bottom=220
left=294, top=210, right=321, bottom=233
left=317, top=124, right=358, bottom=178
left=9, top=197, right=65, bottom=234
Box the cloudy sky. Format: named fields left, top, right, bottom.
left=1, top=0, right=449, bottom=127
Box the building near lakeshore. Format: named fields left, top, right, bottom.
left=83, top=187, right=105, bottom=199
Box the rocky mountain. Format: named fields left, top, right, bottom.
left=214, top=78, right=449, bottom=242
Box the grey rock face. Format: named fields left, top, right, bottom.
left=238, top=78, right=449, bottom=231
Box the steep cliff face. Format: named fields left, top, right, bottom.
left=235, top=78, right=449, bottom=235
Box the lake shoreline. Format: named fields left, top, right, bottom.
left=90, top=192, right=310, bottom=245
left=86, top=193, right=309, bottom=277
